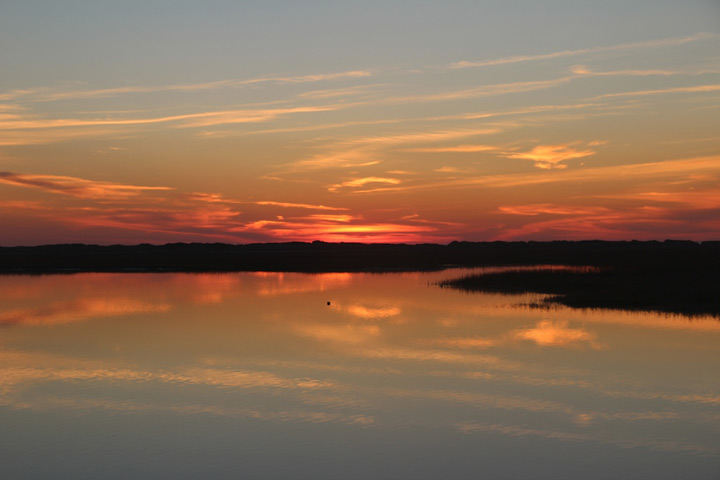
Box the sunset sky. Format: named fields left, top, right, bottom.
left=1, top=0, right=719, bottom=245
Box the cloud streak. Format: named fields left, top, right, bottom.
left=346, top=155, right=720, bottom=194
left=404, top=144, right=498, bottom=153
left=503, top=144, right=597, bottom=169
left=0, top=172, right=172, bottom=199
left=0, top=105, right=342, bottom=130
left=328, top=177, right=401, bottom=192
left=450, top=33, right=714, bottom=69
left=596, top=84, right=720, bottom=99
left=0, top=70, right=372, bottom=102
left=253, top=201, right=349, bottom=211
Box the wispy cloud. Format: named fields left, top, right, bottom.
left=343, top=128, right=502, bottom=147
left=0, top=172, right=172, bottom=199
left=330, top=155, right=720, bottom=196
left=493, top=183, right=720, bottom=241
left=450, top=33, right=714, bottom=69
left=62, top=206, right=248, bottom=242
left=406, top=144, right=498, bottom=153
left=227, top=212, right=443, bottom=243
left=284, top=127, right=502, bottom=172
left=433, top=166, right=463, bottom=173
left=0, top=105, right=342, bottom=130
left=284, top=150, right=382, bottom=171
left=298, top=83, right=386, bottom=99
left=498, top=204, right=610, bottom=216
left=241, top=70, right=372, bottom=86
left=305, top=214, right=355, bottom=223
left=328, top=177, right=402, bottom=193
left=178, top=194, right=350, bottom=213
left=388, top=77, right=575, bottom=104
left=253, top=201, right=349, bottom=211
left=570, top=65, right=681, bottom=77
left=502, top=144, right=597, bottom=169
left=0, top=200, right=45, bottom=209
left=0, top=127, right=127, bottom=146
left=492, top=209, right=665, bottom=241
left=182, top=192, right=243, bottom=204
left=0, top=70, right=372, bottom=102
left=589, top=191, right=720, bottom=210
left=489, top=154, right=720, bottom=188
left=238, top=103, right=605, bottom=140
left=231, top=118, right=402, bottom=137
left=596, top=84, right=720, bottom=99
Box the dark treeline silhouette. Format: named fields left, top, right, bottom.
left=440, top=267, right=720, bottom=317
left=0, top=240, right=719, bottom=273
left=3, top=240, right=718, bottom=316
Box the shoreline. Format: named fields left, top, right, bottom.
left=1, top=240, right=718, bottom=273
left=439, top=267, right=720, bottom=318
left=3, top=241, right=719, bottom=318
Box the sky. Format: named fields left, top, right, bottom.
left=1, top=0, right=719, bottom=245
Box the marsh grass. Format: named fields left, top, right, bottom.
left=440, top=267, right=720, bottom=318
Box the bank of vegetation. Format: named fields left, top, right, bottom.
left=440, top=265, right=720, bottom=317
left=2, top=240, right=718, bottom=317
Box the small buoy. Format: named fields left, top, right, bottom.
left=327, top=301, right=331, bottom=306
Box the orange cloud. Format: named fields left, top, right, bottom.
left=0, top=126, right=127, bottom=146
left=433, top=166, right=462, bottom=173
left=0, top=172, right=172, bottom=199
left=0, top=105, right=343, bottom=132
left=435, top=337, right=497, bottom=349
left=498, top=204, right=610, bottom=216
left=0, top=200, right=45, bottom=209
left=328, top=177, right=401, bottom=192
left=230, top=215, right=439, bottom=243
left=65, top=209, right=245, bottom=242
left=282, top=127, right=501, bottom=172
left=503, top=144, right=596, bottom=169
left=183, top=192, right=241, bottom=204
left=593, top=191, right=720, bottom=210
left=306, top=214, right=355, bottom=222
left=406, top=144, right=498, bottom=153
left=253, top=201, right=348, bottom=211
left=491, top=203, right=716, bottom=241
left=570, top=65, right=679, bottom=77
left=344, top=128, right=501, bottom=147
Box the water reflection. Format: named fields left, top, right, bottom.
left=0, top=270, right=719, bottom=479
left=515, top=318, right=602, bottom=349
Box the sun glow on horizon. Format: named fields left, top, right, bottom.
left=0, top=2, right=718, bottom=245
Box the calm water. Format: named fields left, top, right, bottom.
left=1, top=270, right=719, bottom=479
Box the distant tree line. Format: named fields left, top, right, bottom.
left=0, top=240, right=718, bottom=273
